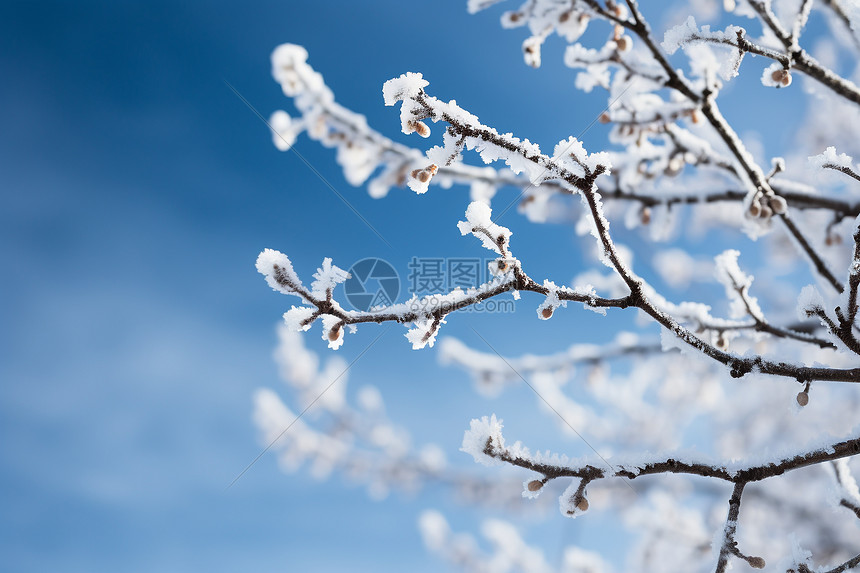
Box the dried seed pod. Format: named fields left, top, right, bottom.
left=410, top=169, right=421, bottom=179
left=496, top=259, right=508, bottom=272
left=527, top=480, right=543, bottom=492
left=541, top=307, right=553, bottom=319
left=796, top=391, right=809, bottom=407
left=417, top=170, right=431, bottom=183
left=748, top=557, right=766, bottom=569
left=640, top=206, right=652, bottom=225
left=558, top=10, right=570, bottom=23
left=759, top=204, right=773, bottom=219
left=575, top=496, right=589, bottom=511
left=690, top=109, right=701, bottom=124
left=716, top=333, right=729, bottom=351
left=599, top=112, right=611, bottom=124
left=769, top=195, right=787, bottom=215
left=328, top=325, right=342, bottom=342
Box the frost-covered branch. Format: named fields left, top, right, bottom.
left=746, top=0, right=860, bottom=105
left=715, top=250, right=836, bottom=349
left=477, top=0, right=851, bottom=292
left=270, top=40, right=859, bottom=233
left=463, top=414, right=860, bottom=569
left=254, top=3, right=860, bottom=571
left=466, top=415, right=860, bottom=486
left=832, top=459, right=860, bottom=520
left=256, top=204, right=633, bottom=350
left=261, top=74, right=860, bottom=381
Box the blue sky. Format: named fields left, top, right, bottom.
left=0, top=1, right=840, bottom=571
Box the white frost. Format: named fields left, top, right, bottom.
left=257, top=248, right=303, bottom=295
left=382, top=72, right=429, bottom=106
left=461, top=414, right=505, bottom=466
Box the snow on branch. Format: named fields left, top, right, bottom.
left=260, top=74, right=860, bottom=380
left=254, top=3, right=860, bottom=571
left=810, top=147, right=860, bottom=184
left=257, top=198, right=647, bottom=351
left=461, top=414, right=860, bottom=569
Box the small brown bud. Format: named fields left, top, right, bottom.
left=716, top=333, right=729, bottom=351
left=417, top=170, right=431, bottom=183
left=496, top=259, right=508, bottom=272
left=759, top=204, right=773, bottom=219
left=575, top=496, right=589, bottom=511
left=328, top=325, right=341, bottom=342
left=748, top=199, right=762, bottom=218
left=527, top=480, right=543, bottom=491
left=406, top=120, right=430, bottom=138
left=771, top=68, right=792, bottom=87
left=509, top=11, right=522, bottom=23
left=615, top=35, right=632, bottom=52
left=426, top=164, right=438, bottom=175
left=690, top=109, right=702, bottom=124
left=769, top=195, right=787, bottom=215
left=748, top=556, right=766, bottom=569
left=796, top=391, right=809, bottom=407
left=825, top=234, right=834, bottom=246
left=541, top=307, right=553, bottom=319
left=558, top=11, right=570, bottom=23
left=598, top=112, right=611, bottom=124
left=410, top=169, right=421, bottom=179
left=640, top=206, right=652, bottom=225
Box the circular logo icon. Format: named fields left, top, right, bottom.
left=343, top=258, right=400, bottom=312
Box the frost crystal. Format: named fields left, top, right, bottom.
left=382, top=72, right=429, bottom=106
left=809, top=146, right=855, bottom=171
left=796, top=284, right=825, bottom=321
left=283, top=306, right=315, bottom=332
left=457, top=201, right=512, bottom=254
left=310, top=258, right=350, bottom=299
left=257, top=248, right=302, bottom=294
left=461, top=415, right=505, bottom=466
left=405, top=317, right=442, bottom=350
